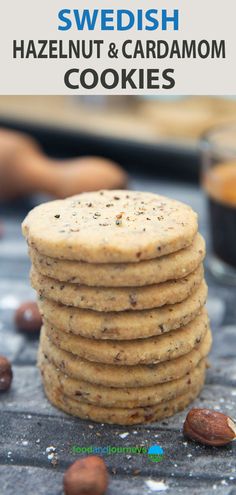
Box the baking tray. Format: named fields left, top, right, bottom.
left=0, top=117, right=201, bottom=184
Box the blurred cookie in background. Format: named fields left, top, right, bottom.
left=141, top=97, right=236, bottom=141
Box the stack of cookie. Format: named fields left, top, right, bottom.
left=22, top=190, right=212, bottom=425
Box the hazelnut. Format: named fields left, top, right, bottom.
left=15, top=301, right=42, bottom=334
left=0, top=356, right=13, bottom=392
left=184, top=408, right=236, bottom=446
left=63, top=456, right=109, bottom=495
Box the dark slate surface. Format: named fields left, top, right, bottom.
left=0, top=177, right=236, bottom=495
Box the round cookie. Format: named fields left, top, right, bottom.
left=29, top=233, right=205, bottom=287
left=43, top=378, right=205, bottom=425
left=39, top=352, right=205, bottom=409
left=22, top=190, right=198, bottom=263
left=44, top=309, right=209, bottom=365
left=31, top=264, right=204, bottom=312
left=38, top=280, right=207, bottom=340
left=39, top=326, right=212, bottom=388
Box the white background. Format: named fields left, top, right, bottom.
left=0, top=0, right=235, bottom=94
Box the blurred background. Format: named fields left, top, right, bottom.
left=0, top=93, right=235, bottom=313
left=1, top=95, right=236, bottom=275
left=1, top=95, right=236, bottom=184
left=0, top=92, right=236, bottom=273
left=1, top=96, right=236, bottom=493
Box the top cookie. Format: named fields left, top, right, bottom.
left=22, top=190, right=198, bottom=263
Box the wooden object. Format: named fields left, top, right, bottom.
left=0, top=128, right=127, bottom=200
